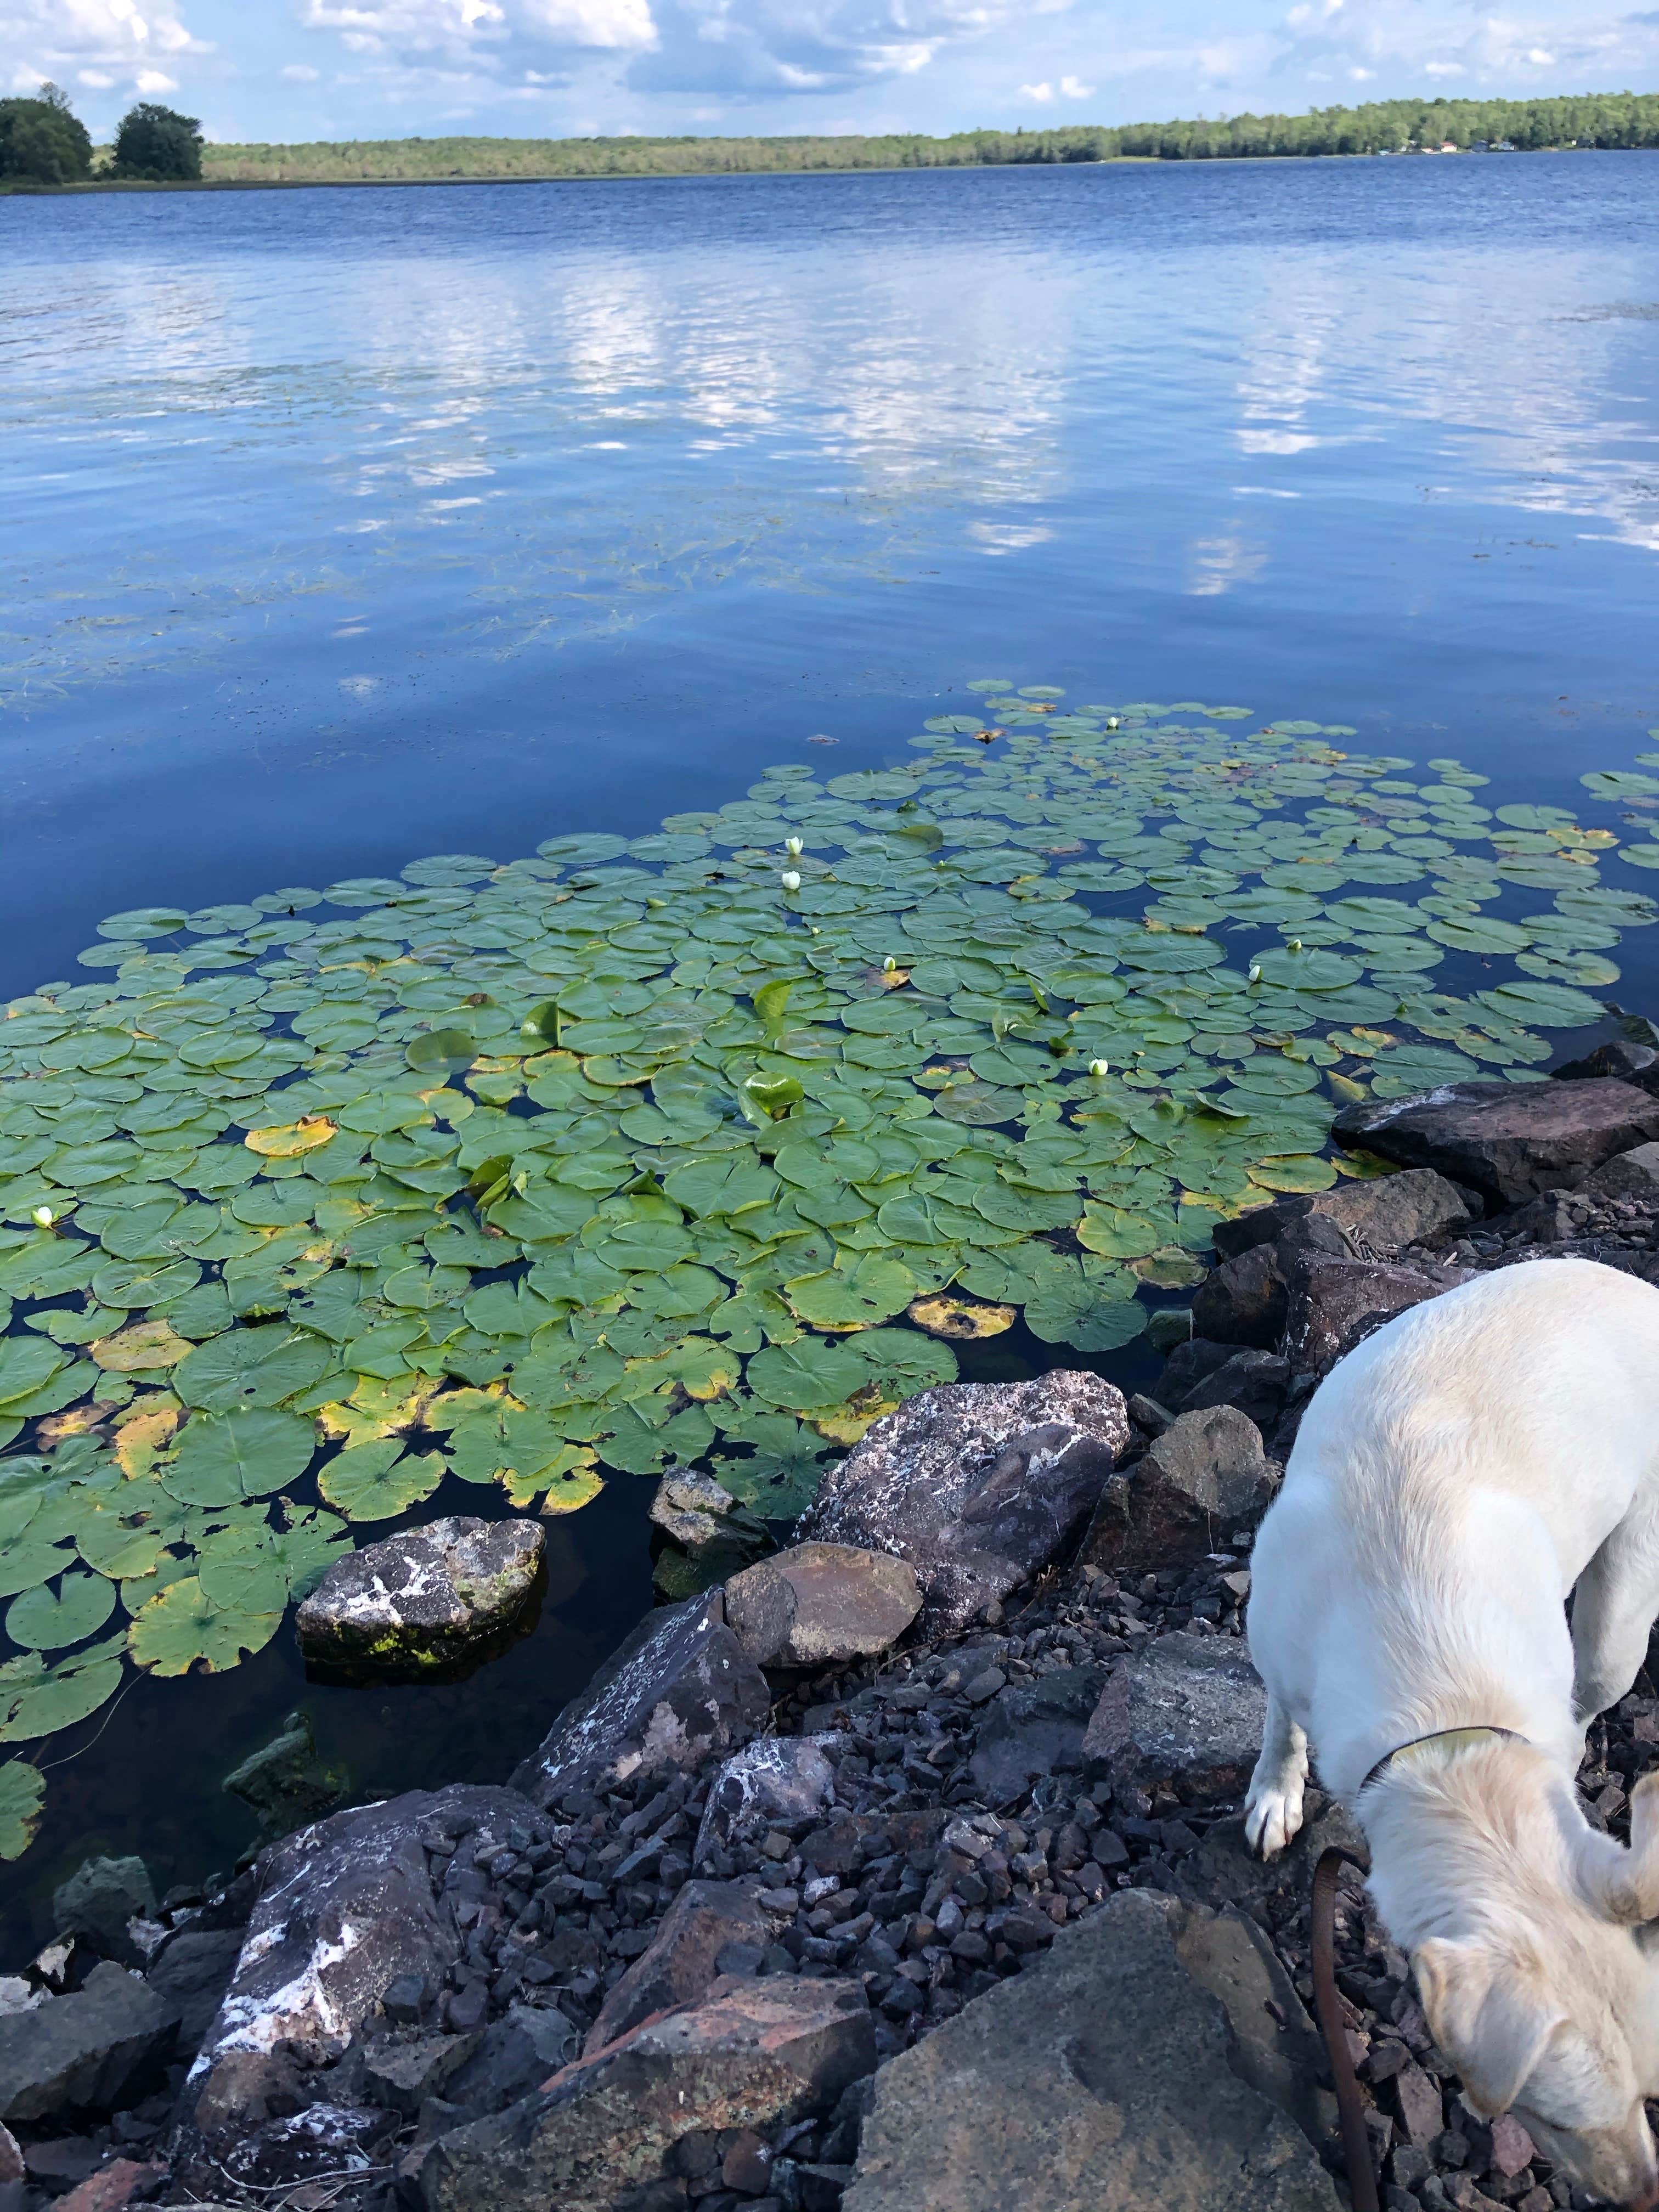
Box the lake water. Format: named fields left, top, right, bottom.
left=3, top=151, right=1658, bottom=1946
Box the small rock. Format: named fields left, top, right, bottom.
left=222, top=1709, right=347, bottom=1837
left=1083, top=1632, right=1267, bottom=1803
left=1082, top=1406, right=1278, bottom=1575
left=218, top=2102, right=394, bottom=2194
left=56, top=2157, right=168, bottom=2212
left=799, top=1373, right=1128, bottom=1634
left=1158, top=1338, right=1240, bottom=1408
left=22, top=2139, right=103, bottom=2190
left=585, top=1881, right=772, bottom=2055
left=1190, top=1245, right=1286, bottom=1350
left=1176, top=1350, right=1290, bottom=1432
left=417, top=1976, right=877, bottom=2212
left=1552, top=1039, right=1659, bottom=1093
left=363, top=2032, right=482, bottom=2116
left=1583, top=1140, right=1659, bottom=1200
left=841, top=1889, right=1338, bottom=2212
left=53, top=1859, right=156, bottom=1970
left=695, top=1738, right=836, bottom=1863
left=511, top=1590, right=769, bottom=1812
left=1126, top=1393, right=1173, bottom=1435
left=1283, top=1256, right=1452, bottom=1374
left=969, top=1667, right=1108, bottom=1801
left=724, top=1543, right=923, bottom=1670
left=1488, top=2114, right=1536, bottom=2177
left=648, top=1468, right=749, bottom=1552
left=1333, top=1079, right=1659, bottom=1207
left=1391, top=2058, right=1446, bottom=2147
left=296, top=1516, right=544, bottom=1680
left=444, top=2009, right=581, bottom=2114
left=0, top=1962, right=178, bottom=2124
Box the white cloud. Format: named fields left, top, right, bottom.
left=628, top=0, right=1054, bottom=97
left=1021, top=78, right=1056, bottom=99
left=0, top=0, right=210, bottom=105
left=1527, top=46, right=1555, bottom=61
left=281, top=60, right=321, bottom=78
left=298, top=0, right=657, bottom=57
left=1423, top=58, right=1464, bottom=74
left=1059, top=70, right=1093, bottom=95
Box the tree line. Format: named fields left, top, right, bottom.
left=3, top=88, right=1657, bottom=193
left=0, top=87, right=201, bottom=185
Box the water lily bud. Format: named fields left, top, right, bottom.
left=1089, top=1059, right=1110, bottom=1076
left=785, top=836, right=804, bottom=857
left=1106, top=716, right=1120, bottom=730
left=781, top=870, right=801, bottom=893
left=883, top=955, right=898, bottom=972
left=1248, top=963, right=1263, bottom=983
left=31, top=1205, right=54, bottom=1229
left=1287, top=938, right=1303, bottom=952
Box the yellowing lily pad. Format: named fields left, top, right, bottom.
left=907, top=1295, right=1015, bottom=1340
left=90, top=1319, right=193, bottom=1373
left=244, top=1116, right=338, bottom=1158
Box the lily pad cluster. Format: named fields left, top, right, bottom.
left=2, top=688, right=1655, bottom=1858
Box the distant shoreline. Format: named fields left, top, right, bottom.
left=2, top=145, right=1647, bottom=200
left=5, top=95, right=1656, bottom=196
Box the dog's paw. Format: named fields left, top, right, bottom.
left=1244, top=1782, right=1304, bottom=1860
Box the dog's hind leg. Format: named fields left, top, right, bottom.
left=1571, top=1517, right=1659, bottom=1740
left=1245, top=1691, right=1308, bottom=1858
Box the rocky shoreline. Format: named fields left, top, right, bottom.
left=7, top=1052, right=1659, bottom=2212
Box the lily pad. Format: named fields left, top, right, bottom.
left=6, top=1571, right=117, bottom=1652
left=163, top=1409, right=315, bottom=1504
left=0, top=1761, right=45, bottom=1860
left=907, top=1294, right=1014, bottom=1340
left=127, top=1576, right=282, bottom=1675
left=318, top=1441, right=444, bottom=1521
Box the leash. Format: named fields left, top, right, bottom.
left=1312, top=1845, right=1380, bottom=2212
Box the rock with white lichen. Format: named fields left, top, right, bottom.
left=294, top=1516, right=543, bottom=1681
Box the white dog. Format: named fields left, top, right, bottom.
left=1244, top=1257, right=1659, bottom=2203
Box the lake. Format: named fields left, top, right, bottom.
left=2, top=150, right=1658, bottom=1948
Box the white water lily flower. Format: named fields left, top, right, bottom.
left=1106, top=716, right=1120, bottom=730
left=1248, top=963, right=1263, bottom=983
left=31, top=1206, right=54, bottom=1229
left=785, top=836, right=804, bottom=857
left=1089, top=1059, right=1110, bottom=1076
left=781, top=870, right=801, bottom=892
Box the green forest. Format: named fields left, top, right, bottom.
left=3, top=88, right=1657, bottom=192
left=195, top=91, right=1659, bottom=185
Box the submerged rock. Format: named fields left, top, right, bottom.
left=798, top=1373, right=1128, bottom=1633
left=52, top=1858, right=157, bottom=1971
left=842, top=1888, right=1338, bottom=2212
left=222, top=1709, right=347, bottom=1838
left=295, top=1516, right=543, bottom=1681
left=511, top=1589, right=769, bottom=1814
left=1333, top=1077, right=1659, bottom=1206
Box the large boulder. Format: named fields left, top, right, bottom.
left=189, top=1786, right=535, bottom=2097
left=798, top=1373, right=1128, bottom=1633
left=1084, top=1632, right=1267, bottom=1803
left=695, top=1737, right=837, bottom=1864
left=1215, top=1169, right=1472, bottom=1264
left=968, top=1666, right=1108, bottom=1801
left=417, top=1976, right=877, bottom=2212
left=584, top=1881, right=772, bottom=2055
left=144, top=1927, right=245, bottom=2059
left=1333, top=1079, right=1659, bottom=1206
left=0, top=1963, right=177, bottom=2124
left=510, top=1590, right=769, bottom=1814
left=1082, top=1407, right=1278, bottom=1574
left=842, top=1888, right=1338, bottom=2212
left=1283, top=1255, right=1453, bottom=1374
left=1553, top=1039, right=1659, bottom=1093
left=295, top=1516, right=543, bottom=1681
left=723, top=1543, right=922, bottom=1670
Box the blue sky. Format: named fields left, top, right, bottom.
left=6, top=0, right=1657, bottom=145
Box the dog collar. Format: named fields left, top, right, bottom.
left=1359, top=1725, right=1528, bottom=1798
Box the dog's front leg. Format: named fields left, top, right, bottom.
left=1245, top=1692, right=1309, bottom=1858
